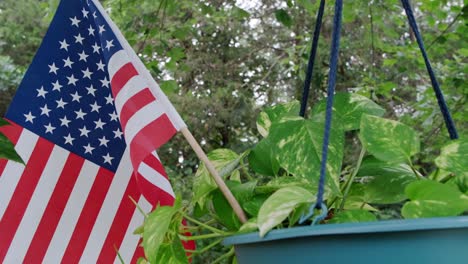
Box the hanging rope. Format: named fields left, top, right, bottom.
left=299, top=0, right=343, bottom=224
left=315, top=0, right=343, bottom=209
left=400, top=0, right=459, bottom=140
left=299, top=0, right=326, bottom=117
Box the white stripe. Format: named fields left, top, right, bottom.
left=147, top=83, right=186, bottom=130
left=4, top=146, right=69, bottom=262
left=114, top=75, right=148, bottom=114
left=108, top=50, right=130, bottom=78
left=114, top=196, right=152, bottom=264
left=124, top=101, right=165, bottom=144
left=79, top=149, right=133, bottom=263
left=138, top=162, right=175, bottom=197
left=92, top=0, right=186, bottom=131
left=0, top=129, right=38, bottom=219
left=42, top=161, right=100, bottom=263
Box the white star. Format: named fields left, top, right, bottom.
left=100, top=77, right=110, bottom=88
left=78, top=50, right=89, bottom=62
left=24, top=111, right=35, bottom=123
left=88, top=25, right=95, bottom=36
left=67, top=74, right=78, bottom=86
left=102, top=153, right=114, bottom=164
left=113, top=128, right=123, bottom=139
left=36, top=86, right=48, bottom=98
left=59, top=116, right=71, bottom=127
left=83, top=143, right=95, bottom=154
left=56, top=98, right=68, bottom=108
left=96, top=60, right=106, bottom=71
left=105, top=94, right=114, bottom=105
left=94, top=118, right=106, bottom=130
left=93, top=11, right=97, bottom=19
left=92, top=42, right=101, bottom=53
left=52, top=80, right=62, bottom=92
left=82, top=8, right=89, bottom=18
left=40, top=104, right=51, bottom=116
left=64, top=133, right=75, bottom=145
left=82, top=68, right=93, bottom=79
left=49, top=63, right=59, bottom=74
left=63, top=57, right=74, bottom=68
left=105, top=39, right=114, bottom=51
left=98, top=25, right=106, bottom=34
left=86, top=85, right=97, bottom=96
left=109, top=111, right=118, bottom=121
left=44, top=123, right=56, bottom=134
left=79, top=126, right=91, bottom=137
left=59, top=39, right=69, bottom=51
left=74, top=33, right=85, bottom=45
left=99, top=136, right=109, bottom=147
left=90, top=101, right=101, bottom=112
left=70, top=16, right=81, bottom=27
left=74, top=108, right=87, bottom=120
left=71, top=91, right=82, bottom=102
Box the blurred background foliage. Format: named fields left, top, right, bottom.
left=0, top=1, right=466, bottom=258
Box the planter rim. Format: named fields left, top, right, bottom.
left=223, top=216, right=468, bottom=246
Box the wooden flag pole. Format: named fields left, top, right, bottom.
left=181, top=127, right=248, bottom=223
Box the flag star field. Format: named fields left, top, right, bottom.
left=7, top=1, right=125, bottom=171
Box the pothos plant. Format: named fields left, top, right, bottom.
left=133, top=92, right=467, bottom=264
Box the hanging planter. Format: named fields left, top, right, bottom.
left=223, top=216, right=468, bottom=264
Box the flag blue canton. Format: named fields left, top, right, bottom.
left=6, top=0, right=126, bottom=172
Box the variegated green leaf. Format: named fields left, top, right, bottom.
left=268, top=118, right=344, bottom=196
left=256, top=101, right=300, bottom=137
left=402, top=180, right=468, bottom=218
left=311, top=92, right=385, bottom=131
left=193, top=149, right=240, bottom=208
left=350, top=157, right=418, bottom=204
left=359, top=115, right=420, bottom=163
left=435, top=138, right=468, bottom=176
left=257, top=186, right=315, bottom=237
left=143, top=198, right=181, bottom=264
left=328, top=209, right=377, bottom=224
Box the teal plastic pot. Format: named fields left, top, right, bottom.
left=223, top=216, right=468, bottom=264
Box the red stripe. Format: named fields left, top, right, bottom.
left=119, top=88, right=155, bottom=130
left=130, top=241, right=145, bottom=264
left=136, top=154, right=174, bottom=206
left=0, top=138, right=54, bottom=262
left=110, top=63, right=138, bottom=97
left=136, top=172, right=174, bottom=207
left=143, top=154, right=169, bottom=179
left=0, top=122, right=23, bottom=176
left=23, top=153, right=85, bottom=263
left=61, top=167, right=114, bottom=263
left=96, top=177, right=140, bottom=263
left=129, top=114, right=177, bottom=171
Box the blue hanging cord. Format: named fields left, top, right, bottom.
left=400, top=0, right=459, bottom=140
left=300, top=0, right=343, bottom=224
left=299, top=0, right=326, bottom=117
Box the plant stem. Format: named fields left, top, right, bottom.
left=239, top=159, right=254, bottom=181
left=180, top=212, right=227, bottom=235
left=339, top=147, right=366, bottom=211
left=408, top=159, right=424, bottom=180
left=211, top=247, right=235, bottom=264
left=185, top=238, right=223, bottom=255
left=181, top=232, right=230, bottom=241
left=439, top=173, right=455, bottom=183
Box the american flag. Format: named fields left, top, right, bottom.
left=0, top=0, right=192, bottom=262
